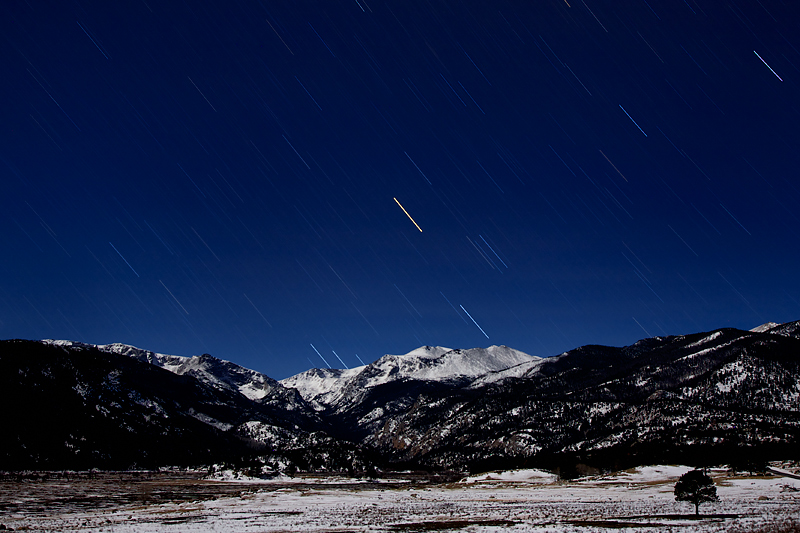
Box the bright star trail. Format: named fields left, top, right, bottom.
left=394, top=198, right=423, bottom=233
left=2, top=0, right=799, bottom=379
left=754, top=50, right=784, bottom=82
left=310, top=343, right=331, bottom=369
left=460, top=305, right=490, bottom=339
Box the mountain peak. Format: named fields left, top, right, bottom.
left=750, top=322, right=781, bottom=333
left=282, top=344, right=537, bottom=407
left=42, top=340, right=283, bottom=402
left=401, top=345, right=453, bottom=359
left=370, top=345, right=537, bottom=383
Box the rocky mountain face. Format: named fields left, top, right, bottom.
left=361, top=324, right=800, bottom=472
left=0, top=340, right=369, bottom=472
left=2, top=321, right=798, bottom=472
left=45, top=340, right=316, bottom=425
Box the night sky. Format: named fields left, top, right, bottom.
left=3, top=0, right=800, bottom=379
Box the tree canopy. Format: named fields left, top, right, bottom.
left=674, top=469, right=718, bottom=516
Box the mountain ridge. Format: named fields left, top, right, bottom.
left=3, top=340, right=371, bottom=472
left=280, top=344, right=537, bottom=410
left=2, top=319, right=796, bottom=472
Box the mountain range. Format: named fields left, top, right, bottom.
left=1, top=321, right=798, bottom=473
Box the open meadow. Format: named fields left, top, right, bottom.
left=2, top=466, right=799, bottom=532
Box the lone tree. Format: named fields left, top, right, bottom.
left=674, top=469, right=718, bottom=516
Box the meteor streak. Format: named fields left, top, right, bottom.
left=394, top=197, right=423, bottom=232
left=460, top=304, right=490, bottom=339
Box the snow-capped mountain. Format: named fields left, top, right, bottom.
left=4, top=340, right=367, bottom=472
left=280, top=367, right=363, bottom=409
left=750, top=322, right=781, bottom=333
left=6, top=320, right=799, bottom=473
left=43, top=339, right=321, bottom=424
left=281, top=345, right=536, bottom=409
left=370, top=323, right=800, bottom=471
left=759, top=320, right=800, bottom=338
left=44, top=340, right=285, bottom=402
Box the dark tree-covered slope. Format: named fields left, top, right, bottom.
left=0, top=340, right=366, bottom=471
left=367, top=326, right=800, bottom=471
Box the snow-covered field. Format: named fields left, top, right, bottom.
left=3, top=466, right=799, bottom=532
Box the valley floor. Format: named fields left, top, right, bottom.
left=2, top=466, right=799, bottom=532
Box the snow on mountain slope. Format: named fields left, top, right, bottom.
left=361, top=345, right=535, bottom=383
left=409, top=345, right=536, bottom=381
left=401, top=345, right=454, bottom=359
left=43, top=340, right=281, bottom=401
left=750, top=322, right=781, bottom=333
left=280, top=367, right=365, bottom=407
left=759, top=320, right=800, bottom=338
left=282, top=345, right=536, bottom=405
left=469, top=357, right=546, bottom=387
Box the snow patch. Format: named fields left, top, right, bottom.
left=461, top=468, right=558, bottom=484
left=594, top=465, right=692, bottom=484
left=187, top=409, right=233, bottom=431
left=686, top=331, right=723, bottom=349
left=281, top=366, right=363, bottom=402
left=237, top=382, right=269, bottom=401
left=750, top=322, right=780, bottom=333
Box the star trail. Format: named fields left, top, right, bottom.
left=3, top=0, right=800, bottom=379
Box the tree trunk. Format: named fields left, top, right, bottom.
left=694, top=502, right=699, bottom=516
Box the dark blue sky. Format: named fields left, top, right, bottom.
left=3, top=0, right=800, bottom=379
